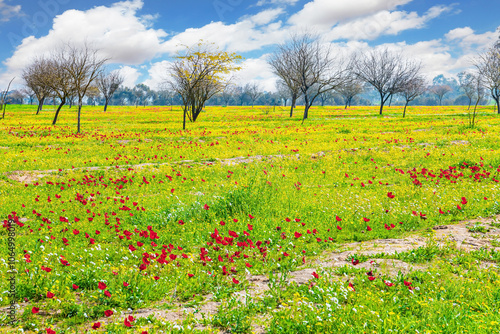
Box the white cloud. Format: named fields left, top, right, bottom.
left=288, top=0, right=412, bottom=28
left=445, top=26, right=497, bottom=49
left=0, top=0, right=21, bottom=22
left=326, top=5, right=452, bottom=41
left=142, top=60, right=172, bottom=90
left=233, top=55, right=277, bottom=92
left=1, top=0, right=167, bottom=87
left=161, top=10, right=288, bottom=54
left=115, top=66, right=141, bottom=88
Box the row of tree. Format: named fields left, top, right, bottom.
left=2, top=32, right=499, bottom=130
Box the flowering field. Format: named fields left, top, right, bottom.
left=1, top=104, right=500, bottom=333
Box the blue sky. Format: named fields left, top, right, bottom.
left=0, top=0, right=498, bottom=90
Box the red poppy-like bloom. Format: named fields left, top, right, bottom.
left=98, top=282, right=107, bottom=290
left=312, top=272, right=319, bottom=279
left=32, top=307, right=40, bottom=314
left=104, top=309, right=113, bottom=317
left=92, top=322, right=101, bottom=329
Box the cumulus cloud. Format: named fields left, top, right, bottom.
left=115, top=66, right=141, bottom=88
left=142, top=61, right=172, bottom=90
left=445, top=26, right=497, bottom=49
left=288, top=0, right=413, bottom=28
left=0, top=0, right=21, bottom=22
left=1, top=0, right=167, bottom=86
left=161, top=9, right=288, bottom=54
left=326, top=5, right=452, bottom=41
left=232, top=55, right=277, bottom=92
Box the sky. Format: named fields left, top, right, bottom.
left=0, top=0, right=498, bottom=91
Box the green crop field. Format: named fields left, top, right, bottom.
left=1, top=104, right=500, bottom=333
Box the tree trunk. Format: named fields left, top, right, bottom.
left=52, top=98, right=66, bottom=125
left=104, top=98, right=109, bottom=112
left=36, top=97, right=45, bottom=115
left=467, top=98, right=471, bottom=110
left=303, top=94, right=310, bottom=122
left=290, top=95, right=297, bottom=117
left=344, top=99, right=348, bottom=109
left=2, top=103, right=6, bottom=119
left=403, top=102, right=408, bottom=118
left=379, top=92, right=386, bottom=115
left=388, top=94, right=393, bottom=107
left=182, top=106, right=187, bottom=130
left=77, top=101, right=82, bottom=133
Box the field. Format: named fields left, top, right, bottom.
left=1, top=104, right=500, bottom=333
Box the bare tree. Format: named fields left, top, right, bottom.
left=276, top=34, right=345, bottom=121
left=475, top=47, right=500, bottom=113
left=21, top=87, right=36, bottom=105
left=336, top=77, right=364, bottom=109
left=458, top=71, right=476, bottom=110
left=400, top=76, right=426, bottom=117
left=60, top=44, right=107, bottom=132
left=468, top=73, right=485, bottom=127
left=268, top=45, right=301, bottom=117
left=220, top=84, right=237, bottom=106
left=353, top=48, right=420, bottom=115
left=86, top=86, right=101, bottom=106
left=244, top=83, right=262, bottom=108
left=22, top=58, right=53, bottom=114
left=45, top=54, right=76, bottom=125
left=1, top=78, right=14, bottom=119
left=430, top=85, right=452, bottom=105
left=97, top=71, right=123, bottom=111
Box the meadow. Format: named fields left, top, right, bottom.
left=0, top=104, right=500, bottom=333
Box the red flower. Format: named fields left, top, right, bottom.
left=203, top=204, right=210, bottom=210
left=139, top=264, right=147, bottom=271
left=384, top=280, right=394, bottom=287
left=32, top=307, right=40, bottom=314
left=387, top=192, right=395, bottom=199
left=72, top=284, right=79, bottom=290
left=368, top=276, right=376, bottom=281
left=128, top=244, right=136, bottom=252
left=232, top=278, right=240, bottom=284
left=247, top=224, right=253, bottom=230
left=187, top=273, right=194, bottom=278
left=98, top=282, right=107, bottom=290
left=285, top=217, right=291, bottom=222
left=363, top=217, right=370, bottom=222
left=404, top=280, right=412, bottom=287
left=104, top=309, right=113, bottom=317
left=351, top=258, right=359, bottom=266
left=124, top=318, right=132, bottom=327
left=46, top=329, right=56, bottom=334
left=104, top=290, right=111, bottom=297
left=295, top=218, right=301, bottom=222
left=367, top=225, right=372, bottom=231
left=312, top=272, right=319, bottom=279
left=336, top=225, right=342, bottom=231
left=92, top=322, right=101, bottom=329
left=123, top=282, right=130, bottom=287
left=439, top=208, right=445, bottom=214
left=335, top=215, right=342, bottom=222
left=245, top=263, right=252, bottom=268
left=46, top=291, right=54, bottom=298
left=294, top=232, right=302, bottom=238
left=461, top=197, right=467, bottom=205
left=348, top=282, right=355, bottom=291
left=457, top=205, right=462, bottom=210
left=248, top=214, right=254, bottom=219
